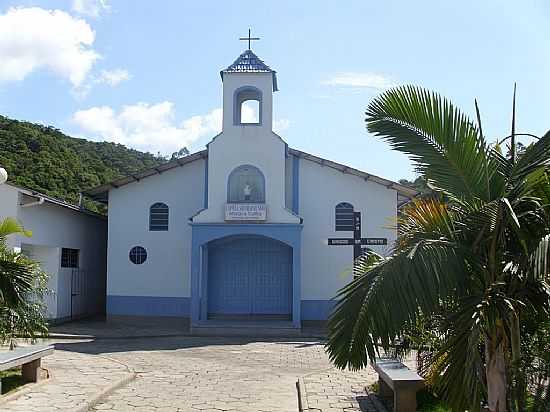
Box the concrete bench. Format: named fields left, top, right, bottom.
left=373, top=358, right=425, bottom=412
left=0, top=345, right=54, bottom=393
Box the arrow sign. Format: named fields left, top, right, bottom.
left=328, top=238, right=388, bottom=246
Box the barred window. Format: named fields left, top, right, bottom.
left=335, top=202, right=354, bottom=231
left=149, top=202, right=169, bottom=231
left=129, top=246, right=147, bottom=265
left=61, top=248, right=79, bottom=268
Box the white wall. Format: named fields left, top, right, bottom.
left=222, top=72, right=273, bottom=131
left=195, top=72, right=298, bottom=224
left=107, top=158, right=205, bottom=298
left=0, top=184, right=107, bottom=320
left=0, top=184, right=20, bottom=249
left=299, top=158, right=398, bottom=301
left=17, top=200, right=107, bottom=319
left=21, top=244, right=60, bottom=319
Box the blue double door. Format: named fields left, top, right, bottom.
left=207, top=235, right=292, bottom=319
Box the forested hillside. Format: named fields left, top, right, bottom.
left=0, top=115, right=165, bottom=212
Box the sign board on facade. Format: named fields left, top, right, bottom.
left=327, top=238, right=387, bottom=246
left=225, top=203, right=267, bottom=221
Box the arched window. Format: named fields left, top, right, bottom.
left=234, top=86, right=262, bottom=125
left=149, top=202, right=169, bottom=231
left=335, top=202, right=354, bottom=231
left=227, top=165, right=265, bottom=203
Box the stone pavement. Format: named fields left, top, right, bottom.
left=0, top=340, right=134, bottom=412
left=298, top=368, right=384, bottom=412
left=1, top=333, right=382, bottom=412
left=49, top=316, right=327, bottom=340
left=86, top=337, right=331, bottom=412
left=49, top=316, right=191, bottom=339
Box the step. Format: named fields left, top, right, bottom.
left=190, top=320, right=302, bottom=337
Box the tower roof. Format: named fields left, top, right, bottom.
left=220, top=49, right=278, bottom=91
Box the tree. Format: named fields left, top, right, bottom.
left=398, top=176, right=433, bottom=197
left=0, top=218, right=48, bottom=349
left=170, top=147, right=190, bottom=160
left=0, top=114, right=166, bottom=213
left=326, top=86, right=550, bottom=411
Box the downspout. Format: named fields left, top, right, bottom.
left=21, top=197, right=45, bottom=208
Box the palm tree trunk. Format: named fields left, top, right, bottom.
left=485, top=332, right=508, bottom=412
left=510, top=312, right=524, bottom=411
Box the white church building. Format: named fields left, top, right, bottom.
left=86, top=48, right=416, bottom=330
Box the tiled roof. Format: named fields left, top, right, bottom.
left=220, top=49, right=278, bottom=91
left=84, top=148, right=418, bottom=202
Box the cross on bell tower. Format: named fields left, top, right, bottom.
left=239, top=28, right=260, bottom=50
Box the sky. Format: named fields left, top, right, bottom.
left=0, top=0, right=549, bottom=182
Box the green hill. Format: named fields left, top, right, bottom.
left=0, top=115, right=166, bottom=212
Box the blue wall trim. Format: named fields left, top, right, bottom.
left=301, top=300, right=337, bottom=321
left=190, top=223, right=303, bottom=327
left=203, top=157, right=208, bottom=209
left=292, top=155, right=300, bottom=214
left=107, top=295, right=190, bottom=317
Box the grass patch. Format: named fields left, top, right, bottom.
left=0, top=368, right=24, bottom=395
left=369, top=382, right=451, bottom=412
left=417, top=389, right=452, bottom=412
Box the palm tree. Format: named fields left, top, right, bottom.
left=0, top=217, right=48, bottom=348
left=326, top=86, right=550, bottom=412
left=0, top=218, right=34, bottom=308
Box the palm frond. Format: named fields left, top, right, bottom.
left=0, top=249, right=37, bottom=307
left=366, top=86, right=502, bottom=201
left=509, top=131, right=550, bottom=186
left=326, top=238, right=465, bottom=370
left=0, top=218, right=32, bottom=245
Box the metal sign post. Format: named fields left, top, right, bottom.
left=328, top=211, right=388, bottom=268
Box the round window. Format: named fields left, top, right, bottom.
left=129, top=246, right=147, bottom=265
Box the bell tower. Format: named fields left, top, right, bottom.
left=220, top=36, right=278, bottom=132
left=192, top=32, right=299, bottom=225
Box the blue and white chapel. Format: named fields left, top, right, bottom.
left=86, top=43, right=416, bottom=331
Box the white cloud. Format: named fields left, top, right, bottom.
left=0, top=7, right=99, bottom=87
left=73, top=102, right=222, bottom=154
left=73, top=102, right=291, bottom=154
left=96, top=68, right=130, bottom=86
left=323, top=72, right=396, bottom=89
left=72, top=0, right=110, bottom=17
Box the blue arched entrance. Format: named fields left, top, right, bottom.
left=207, top=235, right=292, bottom=319
left=190, top=223, right=302, bottom=327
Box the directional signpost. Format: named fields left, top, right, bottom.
left=328, top=211, right=387, bottom=266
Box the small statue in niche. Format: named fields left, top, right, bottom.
left=243, top=184, right=252, bottom=201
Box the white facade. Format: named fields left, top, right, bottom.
left=105, top=158, right=205, bottom=316
left=86, top=48, right=416, bottom=325
left=0, top=183, right=107, bottom=321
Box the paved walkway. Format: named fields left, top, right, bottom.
left=1, top=319, right=384, bottom=412
left=299, top=368, right=384, bottom=412
left=86, top=337, right=331, bottom=412
left=0, top=341, right=134, bottom=412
